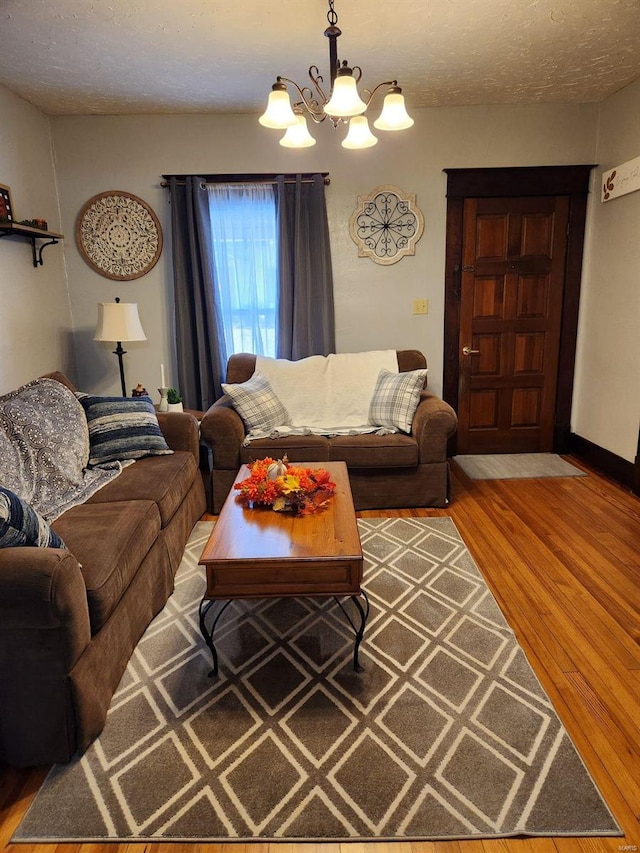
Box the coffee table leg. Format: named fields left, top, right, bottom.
left=199, top=597, right=232, bottom=677
left=335, top=591, right=370, bottom=673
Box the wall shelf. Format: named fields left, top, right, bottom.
left=0, top=222, right=64, bottom=267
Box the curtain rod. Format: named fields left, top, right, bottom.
left=161, top=173, right=330, bottom=188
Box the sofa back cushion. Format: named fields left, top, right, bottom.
left=226, top=350, right=427, bottom=385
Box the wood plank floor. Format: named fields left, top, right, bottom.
left=1, top=456, right=639, bottom=853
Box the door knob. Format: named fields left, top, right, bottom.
left=463, top=346, right=480, bottom=356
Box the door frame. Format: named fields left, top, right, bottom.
left=443, top=165, right=594, bottom=456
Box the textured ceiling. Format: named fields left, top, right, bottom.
left=0, top=0, right=639, bottom=116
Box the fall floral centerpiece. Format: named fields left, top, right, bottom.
left=234, top=456, right=336, bottom=515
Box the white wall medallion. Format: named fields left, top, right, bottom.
left=75, top=190, right=163, bottom=280
left=349, top=185, right=424, bottom=265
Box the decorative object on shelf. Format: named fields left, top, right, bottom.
left=259, top=0, right=413, bottom=150
left=166, top=388, right=183, bottom=412
left=349, top=184, right=425, bottom=265
left=0, top=183, right=14, bottom=222
left=131, top=382, right=148, bottom=397
left=94, top=297, right=147, bottom=396
left=16, top=218, right=48, bottom=230
left=76, top=190, right=163, bottom=280
left=234, top=456, right=336, bottom=515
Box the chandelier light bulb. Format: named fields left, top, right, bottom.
left=259, top=84, right=298, bottom=129
left=324, top=67, right=368, bottom=117
left=374, top=87, right=415, bottom=131
left=342, top=115, right=378, bottom=149
left=280, top=113, right=317, bottom=147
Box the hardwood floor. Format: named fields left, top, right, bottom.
left=2, top=457, right=639, bottom=853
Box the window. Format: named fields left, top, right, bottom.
left=206, top=183, right=277, bottom=357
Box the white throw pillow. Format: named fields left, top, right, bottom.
left=368, top=368, right=427, bottom=434
left=222, top=372, right=291, bottom=433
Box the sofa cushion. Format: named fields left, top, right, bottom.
left=0, top=487, right=67, bottom=549
left=77, top=394, right=173, bottom=466
left=51, top=500, right=161, bottom=633
left=222, top=372, right=291, bottom=434
left=239, top=434, right=330, bottom=464
left=328, top=434, right=419, bottom=468
left=369, top=368, right=428, bottom=433
left=84, top=451, right=198, bottom=527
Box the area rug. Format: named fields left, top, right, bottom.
left=454, top=453, right=587, bottom=480
left=14, top=519, right=619, bottom=843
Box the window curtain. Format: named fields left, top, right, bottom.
left=206, top=183, right=277, bottom=357
left=169, top=176, right=227, bottom=409
left=276, top=174, right=336, bottom=359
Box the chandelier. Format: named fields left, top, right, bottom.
left=258, top=0, right=414, bottom=149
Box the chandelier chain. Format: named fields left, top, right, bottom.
left=327, top=0, right=338, bottom=27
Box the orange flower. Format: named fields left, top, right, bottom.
left=234, top=457, right=336, bottom=513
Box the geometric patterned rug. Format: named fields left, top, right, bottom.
left=13, top=518, right=620, bottom=842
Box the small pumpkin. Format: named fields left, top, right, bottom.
left=267, top=457, right=288, bottom=480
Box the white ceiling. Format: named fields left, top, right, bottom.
left=1, top=0, right=639, bottom=117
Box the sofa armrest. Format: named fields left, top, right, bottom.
left=200, top=397, right=246, bottom=470
left=0, top=548, right=91, bottom=671
left=412, top=391, right=458, bottom=464
left=157, top=411, right=200, bottom=461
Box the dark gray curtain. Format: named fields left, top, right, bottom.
left=276, top=174, right=336, bottom=359
left=169, top=176, right=227, bottom=409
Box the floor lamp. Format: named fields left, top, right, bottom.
left=94, top=297, right=147, bottom=396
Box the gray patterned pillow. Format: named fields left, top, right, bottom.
left=222, top=372, right=291, bottom=434
left=368, top=368, right=427, bottom=433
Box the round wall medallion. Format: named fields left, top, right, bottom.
left=75, top=190, right=163, bottom=280
left=349, top=184, right=424, bottom=265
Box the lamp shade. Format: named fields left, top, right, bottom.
left=95, top=301, right=147, bottom=342
left=342, top=115, right=378, bottom=149
left=280, top=113, right=317, bottom=148
left=259, top=86, right=298, bottom=129
left=374, top=88, right=414, bottom=131
left=324, top=68, right=367, bottom=117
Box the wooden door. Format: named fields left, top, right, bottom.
left=456, top=195, right=570, bottom=454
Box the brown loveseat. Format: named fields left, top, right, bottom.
left=0, top=372, right=206, bottom=767
left=200, top=350, right=457, bottom=513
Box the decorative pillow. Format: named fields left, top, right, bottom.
left=222, top=372, right=291, bottom=434
left=0, top=487, right=67, bottom=549
left=76, top=394, right=173, bottom=466
left=368, top=368, right=428, bottom=434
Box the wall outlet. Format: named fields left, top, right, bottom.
left=412, top=299, right=429, bottom=315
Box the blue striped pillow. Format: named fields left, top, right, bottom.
left=76, top=394, right=173, bottom=466
left=0, top=487, right=67, bottom=549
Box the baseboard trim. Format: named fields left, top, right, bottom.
left=570, top=433, right=636, bottom=491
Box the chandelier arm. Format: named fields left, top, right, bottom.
left=277, top=75, right=327, bottom=121
left=360, top=80, right=399, bottom=109
left=307, top=66, right=330, bottom=110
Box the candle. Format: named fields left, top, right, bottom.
left=160, top=363, right=166, bottom=388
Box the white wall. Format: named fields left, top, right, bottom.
left=0, top=87, right=74, bottom=394
left=573, top=79, right=640, bottom=462
left=50, top=102, right=598, bottom=401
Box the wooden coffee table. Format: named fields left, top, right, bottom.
left=198, top=461, right=367, bottom=677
